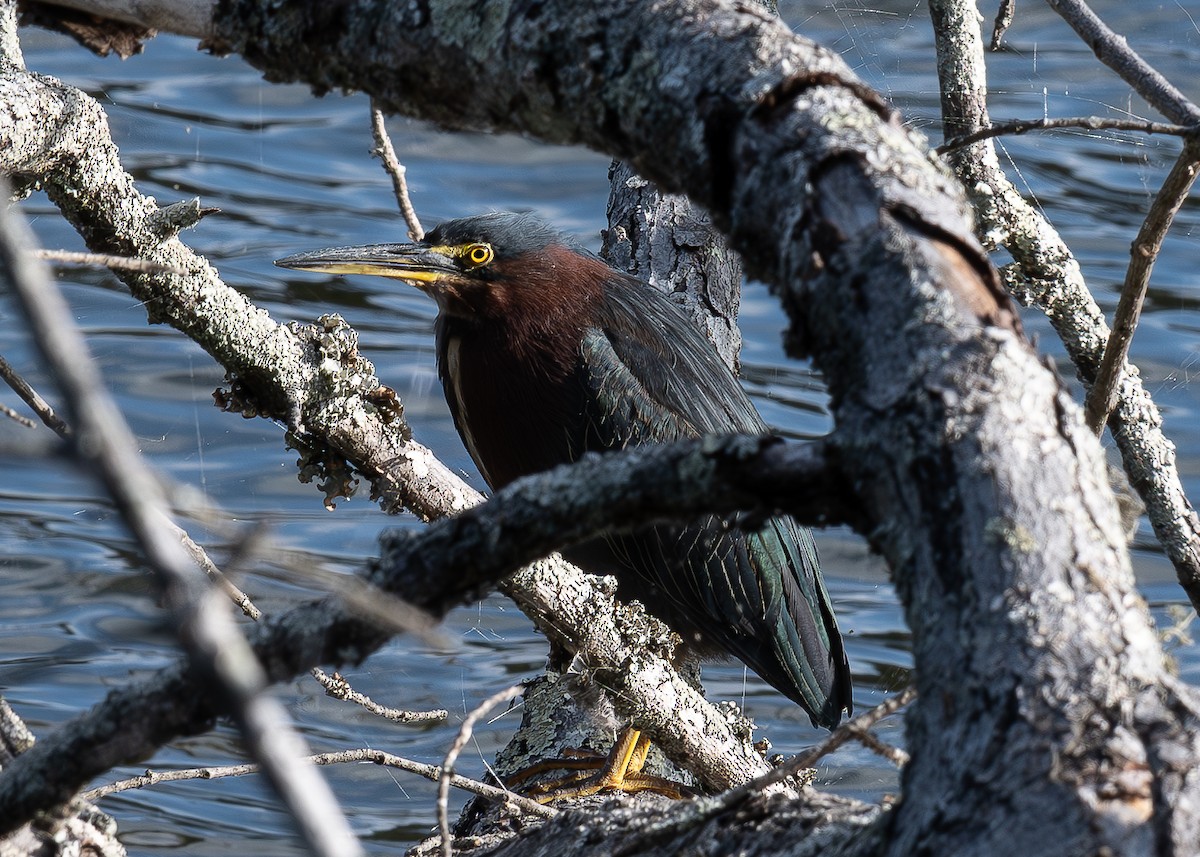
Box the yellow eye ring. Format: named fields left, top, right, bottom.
left=465, top=243, right=493, bottom=267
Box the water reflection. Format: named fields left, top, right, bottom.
left=4, top=3, right=1199, bottom=852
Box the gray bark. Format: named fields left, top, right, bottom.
left=3, top=0, right=1199, bottom=854
left=0, top=699, right=126, bottom=857
left=602, top=161, right=743, bottom=371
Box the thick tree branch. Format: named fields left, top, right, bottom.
left=7, top=0, right=1200, bottom=852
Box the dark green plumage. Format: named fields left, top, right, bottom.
left=277, top=212, right=852, bottom=728
left=569, top=265, right=849, bottom=726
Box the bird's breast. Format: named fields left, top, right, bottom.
left=437, top=321, right=586, bottom=490
left=441, top=334, right=493, bottom=486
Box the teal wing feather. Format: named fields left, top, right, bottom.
left=577, top=278, right=851, bottom=727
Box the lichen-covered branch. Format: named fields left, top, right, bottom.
left=7, top=0, right=1200, bottom=852
left=927, top=0, right=1200, bottom=611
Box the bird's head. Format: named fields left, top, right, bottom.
left=275, top=212, right=606, bottom=324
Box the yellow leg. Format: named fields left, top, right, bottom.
left=625, top=732, right=653, bottom=779
left=588, top=727, right=646, bottom=790
left=506, top=726, right=694, bottom=803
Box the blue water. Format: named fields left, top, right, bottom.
left=3, top=1, right=1198, bottom=852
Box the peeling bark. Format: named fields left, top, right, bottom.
left=4, top=0, right=1200, bottom=854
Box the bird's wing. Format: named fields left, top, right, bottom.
left=578, top=281, right=850, bottom=726
left=581, top=282, right=765, bottom=441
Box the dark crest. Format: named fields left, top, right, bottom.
left=425, top=212, right=573, bottom=259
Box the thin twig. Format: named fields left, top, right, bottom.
left=0, top=402, right=35, bottom=428
left=1084, top=142, right=1200, bottom=433
left=844, top=718, right=909, bottom=767
left=762, top=685, right=914, bottom=776
left=33, top=248, right=188, bottom=275
left=1045, top=0, right=1200, bottom=126
left=439, top=685, right=526, bottom=857
left=80, top=748, right=557, bottom=820
left=312, top=668, right=448, bottom=723
left=182, top=525, right=266, bottom=619
left=937, top=115, right=1197, bottom=154
left=0, top=353, right=72, bottom=437
left=370, top=100, right=424, bottom=240
left=2, top=334, right=274, bottom=637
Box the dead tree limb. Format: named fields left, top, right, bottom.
left=5, top=0, right=1200, bottom=853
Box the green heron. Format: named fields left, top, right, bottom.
left=277, top=212, right=851, bottom=793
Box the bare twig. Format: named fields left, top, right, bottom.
left=181, top=526, right=266, bottom=619
left=764, top=686, right=914, bottom=776
left=1084, top=142, right=1200, bottom=433
left=1045, top=0, right=1200, bottom=125
left=0, top=190, right=363, bottom=857
left=439, top=685, right=526, bottom=857
left=937, top=115, right=1197, bottom=154
left=80, top=748, right=557, bottom=820
left=370, top=100, right=423, bottom=240
left=0, top=352, right=71, bottom=437
left=0, top=402, right=34, bottom=428
left=33, top=247, right=187, bottom=275
left=312, top=668, right=447, bottom=724
left=854, top=729, right=908, bottom=766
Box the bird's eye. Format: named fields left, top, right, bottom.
left=465, top=243, right=494, bottom=267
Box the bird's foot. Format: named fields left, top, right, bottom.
left=503, top=728, right=695, bottom=804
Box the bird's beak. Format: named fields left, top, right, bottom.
left=274, top=243, right=459, bottom=286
